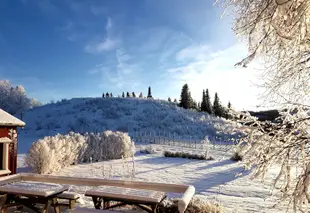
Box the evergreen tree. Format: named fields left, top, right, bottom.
left=147, top=86, right=153, bottom=98
left=198, top=102, right=201, bottom=111
left=139, top=92, right=143, bottom=98
left=168, top=97, right=171, bottom=102
left=110, top=93, right=113, bottom=97
left=132, top=92, right=136, bottom=98
left=192, top=99, right=198, bottom=110
left=228, top=101, right=231, bottom=109
left=188, top=91, right=196, bottom=109
left=106, top=92, right=109, bottom=97
left=174, top=98, right=178, bottom=103
left=205, top=89, right=212, bottom=114
left=200, top=90, right=207, bottom=112
left=122, top=92, right=125, bottom=98
left=179, top=84, right=191, bottom=109
left=213, top=92, right=224, bottom=117
left=102, top=93, right=105, bottom=98
left=126, top=92, right=130, bottom=98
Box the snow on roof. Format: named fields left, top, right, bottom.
left=0, top=137, right=12, bottom=143
left=0, top=109, right=25, bottom=127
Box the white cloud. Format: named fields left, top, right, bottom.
left=176, top=44, right=210, bottom=61
left=90, top=49, right=141, bottom=91
left=165, top=43, right=265, bottom=111
left=85, top=38, right=117, bottom=53
left=106, top=17, right=112, bottom=31
left=84, top=17, right=118, bottom=53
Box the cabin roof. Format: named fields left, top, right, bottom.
left=0, top=109, right=26, bottom=127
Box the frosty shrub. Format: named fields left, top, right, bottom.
left=83, top=131, right=134, bottom=162
left=26, top=131, right=134, bottom=174
left=164, top=151, right=212, bottom=161
left=158, top=197, right=225, bottom=213
left=230, top=152, right=242, bottom=162
left=26, top=132, right=86, bottom=174
left=140, top=145, right=157, bottom=154
left=230, top=149, right=243, bottom=162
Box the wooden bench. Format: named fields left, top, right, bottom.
left=85, top=186, right=167, bottom=213
left=53, top=192, right=80, bottom=209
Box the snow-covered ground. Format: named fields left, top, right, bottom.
left=18, top=97, right=242, bottom=154
left=18, top=144, right=286, bottom=213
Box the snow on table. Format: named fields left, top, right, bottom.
left=85, top=185, right=166, bottom=203
left=0, top=181, right=69, bottom=197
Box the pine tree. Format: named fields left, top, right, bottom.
left=228, top=101, right=231, bottom=109
left=139, top=92, right=143, bottom=98
left=205, top=89, right=212, bottom=114
left=126, top=92, right=130, bottom=98
left=122, top=92, right=125, bottom=98
left=174, top=98, right=177, bottom=103
left=102, top=93, right=105, bottom=98
left=188, top=91, right=196, bottom=109
left=168, top=97, right=171, bottom=102
left=147, top=86, right=153, bottom=98
left=213, top=92, right=224, bottom=117
left=192, top=100, right=198, bottom=110
left=198, top=102, right=201, bottom=111
left=110, top=93, right=113, bottom=97
left=132, top=92, right=136, bottom=98
left=179, top=84, right=191, bottom=109
left=106, top=92, right=109, bottom=97
left=200, top=90, right=207, bottom=112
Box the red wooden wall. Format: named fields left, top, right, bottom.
left=0, top=127, right=17, bottom=175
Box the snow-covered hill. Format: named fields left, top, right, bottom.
left=19, top=97, right=241, bottom=154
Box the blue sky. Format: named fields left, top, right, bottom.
left=0, top=0, right=263, bottom=110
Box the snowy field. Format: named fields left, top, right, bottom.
left=18, top=144, right=286, bottom=213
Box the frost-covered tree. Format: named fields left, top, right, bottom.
left=147, top=86, right=153, bottom=98
left=126, top=92, right=130, bottom=98
left=215, top=0, right=310, bottom=210
left=173, top=98, right=178, bottom=103
left=122, top=92, right=125, bottom=98
left=139, top=92, right=143, bottom=98
left=205, top=89, right=212, bottom=114
left=105, top=92, right=109, bottom=97
left=0, top=81, right=34, bottom=118
left=132, top=92, right=136, bottom=98
left=30, top=98, right=41, bottom=109
left=0, top=80, right=12, bottom=112
left=168, top=97, right=171, bottom=102
left=110, top=93, right=113, bottom=97
left=12, top=85, right=31, bottom=120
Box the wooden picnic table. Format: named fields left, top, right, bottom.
left=0, top=181, right=69, bottom=213
left=85, top=186, right=166, bottom=213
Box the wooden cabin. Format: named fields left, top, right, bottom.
left=0, top=109, right=25, bottom=176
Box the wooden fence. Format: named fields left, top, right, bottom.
left=129, top=131, right=239, bottom=153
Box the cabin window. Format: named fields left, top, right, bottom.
left=0, top=137, right=11, bottom=175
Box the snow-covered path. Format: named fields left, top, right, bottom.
left=17, top=145, right=286, bottom=213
